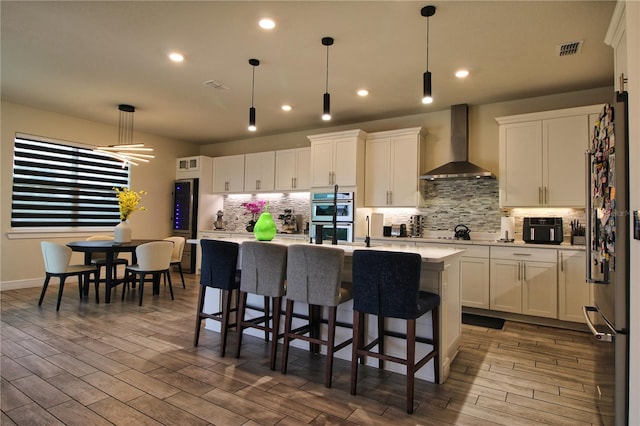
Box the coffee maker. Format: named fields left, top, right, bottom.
left=278, top=209, right=301, bottom=233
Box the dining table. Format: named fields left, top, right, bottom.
left=67, top=239, right=157, bottom=303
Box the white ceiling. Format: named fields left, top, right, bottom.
left=1, top=1, right=616, bottom=145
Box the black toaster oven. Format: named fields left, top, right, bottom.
left=523, top=217, right=563, bottom=244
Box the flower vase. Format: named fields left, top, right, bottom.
left=245, top=220, right=256, bottom=232
left=253, top=212, right=277, bottom=241
left=114, top=220, right=132, bottom=243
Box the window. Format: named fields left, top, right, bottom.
left=11, top=134, right=129, bottom=228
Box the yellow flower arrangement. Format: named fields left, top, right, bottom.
left=114, top=187, right=147, bottom=221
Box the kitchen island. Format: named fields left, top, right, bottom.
left=188, top=235, right=463, bottom=384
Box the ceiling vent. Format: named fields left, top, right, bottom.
left=556, top=40, right=583, bottom=56
left=203, top=80, right=230, bottom=90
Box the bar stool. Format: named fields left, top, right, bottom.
left=234, top=241, right=287, bottom=370
left=194, top=239, right=240, bottom=356
left=350, top=249, right=440, bottom=414
left=281, top=244, right=352, bottom=388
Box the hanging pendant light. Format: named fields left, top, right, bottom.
left=421, top=5, right=436, bottom=105
left=95, top=104, right=154, bottom=166
left=248, top=58, right=260, bottom=132
left=321, top=36, right=334, bottom=121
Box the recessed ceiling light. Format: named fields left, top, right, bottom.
left=168, top=52, right=184, bottom=63
left=259, top=18, right=276, bottom=30
left=357, top=89, right=369, bottom=97
left=455, top=69, right=469, bottom=78
left=281, top=105, right=292, bottom=111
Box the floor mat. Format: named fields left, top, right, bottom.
left=462, top=313, right=505, bottom=329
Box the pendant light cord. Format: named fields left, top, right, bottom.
left=325, top=44, right=330, bottom=93
left=251, top=65, right=256, bottom=107
left=426, top=15, right=430, bottom=71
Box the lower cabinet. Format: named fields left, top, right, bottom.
left=558, top=249, right=591, bottom=322
left=489, top=247, right=557, bottom=319
left=457, top=245, right=490, bottom=309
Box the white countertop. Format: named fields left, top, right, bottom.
left=189, top=235, right=464, bottom=263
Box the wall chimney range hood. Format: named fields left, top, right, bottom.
left=420, top=104, right=495, bottom=180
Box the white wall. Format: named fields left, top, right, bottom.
left=0, top=101, right=199, bottom=287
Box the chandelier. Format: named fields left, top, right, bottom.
left=95, top=104, right=154, bottom=166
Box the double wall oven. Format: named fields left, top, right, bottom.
left=310, top=191, right=354, bottom=242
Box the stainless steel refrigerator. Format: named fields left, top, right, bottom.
left=172, top=178, right=198, bottom=273
left=584, top=92, right=629, bottom=425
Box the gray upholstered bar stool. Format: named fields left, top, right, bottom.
left=194, top=239, right=240, bottom=356
left=234, top=241, right=287, bottom=370
left=350, top=249, right=440, bottom=414
left=281, top=244, right=352, bottom=388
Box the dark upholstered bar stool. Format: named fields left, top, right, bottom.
left=350, top=250, right=440, bottom=414
left=194, top=239, right=240, bottom=356
left=281, top=244, right=352, bottom=388
left=234, top=241, right=287, bottom=370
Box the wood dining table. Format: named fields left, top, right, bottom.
left=67, top=239, right=157, bottom=303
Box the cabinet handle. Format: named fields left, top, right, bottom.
left=294, top=177, right=297, bottom=188
left=291, top=177, right=295, bottom=188
left=539, top=187, right=542, bottom=204
left=517, top=261, right=521, bottom=281
left=544, top=187, right=548, bottom=204
left=332, top=172, right=335, bottom=185
left=560, top=252, right=564, bottom=272
left=389, top=191, right=392, bottom=205
left=225, top=181, right=229, bottom=191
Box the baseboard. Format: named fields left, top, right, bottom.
left=1, top=277, right=51, bottom=291
left=462, top=306, right=590, bottom=332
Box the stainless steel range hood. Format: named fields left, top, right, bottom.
left=420, top=104, right=495, bottom=180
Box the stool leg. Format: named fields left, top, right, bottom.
left=220, top=289, right=234, bottom=357
left=325, top=306, right=337, bottom=388
left=270, top=296, right=282, bottom=371
left=350, top=310, right=364, bottom=395
left=194, top=285, right=206, bottom=347
left=406, top=318, right=416, bottom=414
left=281, top=299, right=294, bottom=374
left=235, top=291, right=248, bottom=358
left=378, top=315, right=385, bottom=369
left=432, top=306, right=440, bottom=384
left=263, top=295, right=270, bottom=342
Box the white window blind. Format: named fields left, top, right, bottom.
left=11, top=134, right=129, bottom=228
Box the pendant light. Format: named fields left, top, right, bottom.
left=248, top=58, right=260, bottom=132
left=321, top=36, right=334, bottom=121
left=421, top=5, right=436, bottom=104
left=95, top=104, right=154, bottom=166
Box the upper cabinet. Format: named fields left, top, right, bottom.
left=496, top=105, right=602, bottom=207
left=244, top=151, right=275, bottom=192
left=275, top=147, right=310, bottom=191
left=213, top=154, right=245, bottom=193
left=308, top=129, right=366, bottom=189
left=604, top=1, right=627, bottom=93
left=364, top=127, right=425, bottom=207
left=176, top=156, right=203, bottom=179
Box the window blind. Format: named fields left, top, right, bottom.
left=11, top=135, right=130, bottom=228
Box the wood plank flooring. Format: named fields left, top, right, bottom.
left=1, top=273, right=614, bottom=425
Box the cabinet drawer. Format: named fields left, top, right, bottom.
left=490, top=246, right=556, bottom=262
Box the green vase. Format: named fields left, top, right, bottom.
left=253, top=212, right=277, bottom=241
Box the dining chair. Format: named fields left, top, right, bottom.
left=124, top=241, right=174, bottom=306
left=194, top=239, right=240, bottom=356
left=235, top=241, right=287, bottom=370
left=350, top=250, right=440, bottom=414
left=39, top=241, right=98, bottom=311
left=280, top=244, right=352, bottom=388
left=86, top=235, right=129, bottom=300
left=163, top=236, right=186, bottom=288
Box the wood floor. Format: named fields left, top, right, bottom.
left=1, top=273, right=614, bottom=425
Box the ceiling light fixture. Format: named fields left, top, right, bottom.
left=455, top=69, right=469, bottom=78
left=421, top=5, right=436, bottom=105
left=357, top=89, right=369, bottom=97
left=321, top=36, right=334, bottom=121
left=168, top=52, right=184, bottom=62
left=259, top=18, right=276, bottom=29
left=248, top=58, right=260, bottom=132
left=95, top=104, right=154, bottom=166
left=281, top=104, right=292, bottom=111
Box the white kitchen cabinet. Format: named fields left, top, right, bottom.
left=244, top=151, right=275, bottom=192
left=176, top=156, right=203, bottom=179
left=213, top=154, right=245, bottom=193
left=489, top=246, right=557, bottom=318
left=308, top=129, right=366, bottom=189
left=275, top=147, right=310, bottom=191
left=364, top=127, right=425, bottom=207
left=605, top=1, right=627, bottom=93
left=497, top=105, right=602, bottom=207
left=455, top=245, right=490, bottom=309
left=558, top=249, right=591, bottom=323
